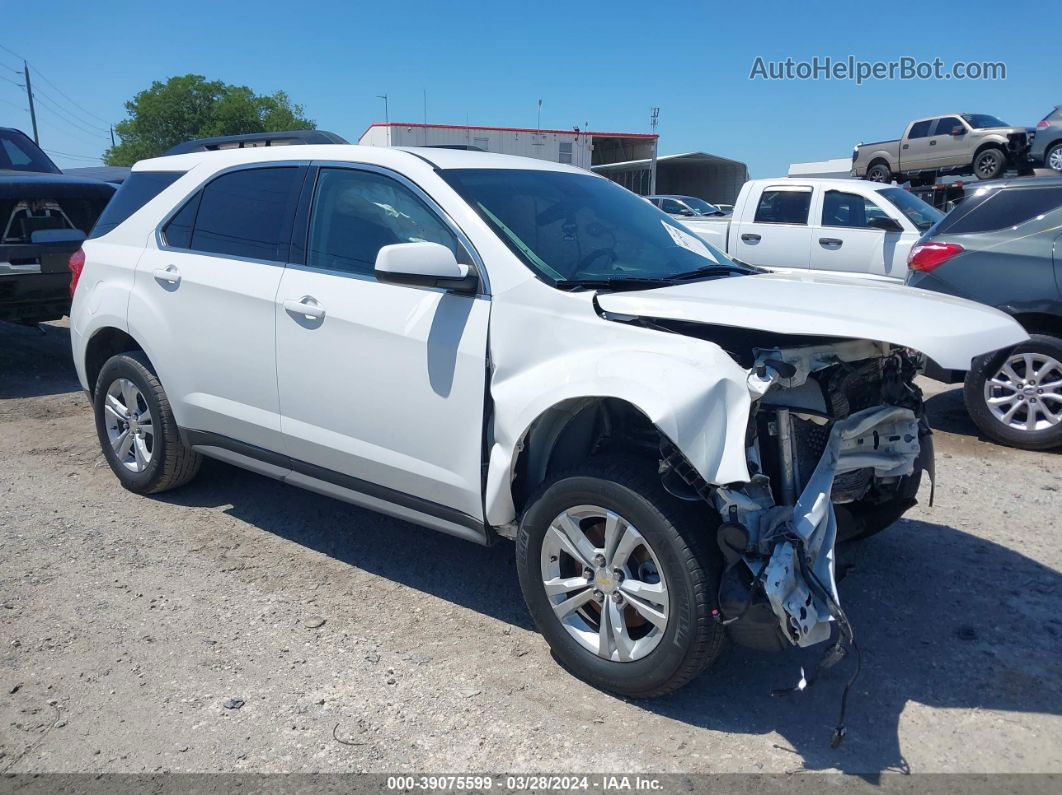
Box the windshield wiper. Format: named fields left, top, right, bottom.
left=553, top=276, right=678, bottom=291
left=668, top=264, right=753, bottom=281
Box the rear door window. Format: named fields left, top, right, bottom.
left=753, top=188, right=812, bottom=224
left=186, top=167, right=303, bottom=261
left=908, top=120, right=933, bottom=139
left=935, top=187, right=1062, bottom=234
left=90, top=171, right=185, bottom=238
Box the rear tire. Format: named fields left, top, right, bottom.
left=1046, top=142, right=1062, bottom=173
left=963, top=334, right=1062, bottom=450
left=94, top=352, right=201, bottom=494
left=973, top=148, right=1006, bottom=180
left=866, top=162, right=892, bottom=183
left=516, top=457, right=724, bottom=698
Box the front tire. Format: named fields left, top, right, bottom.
left=963, top=334, right=1062, bottom=450
left=973, top=148, right=1006, bottom=180
left=94, top=352, right=201, bottom=494
left=516, top=457, right=724, bottom=699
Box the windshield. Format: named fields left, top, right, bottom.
left=0, top=129, right=60, bottom=174
left=440, top=169, right=747, bottom=288
left=681, top=197, right=722, bottom=215
left=877, top=187, right=944, bottom=231
left=961, top=114, right=1008, bottom=130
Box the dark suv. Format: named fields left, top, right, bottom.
left=906, top=176, right=1062, bottom=450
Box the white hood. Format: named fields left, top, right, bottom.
left=596, top=270, right=1028, bottom=370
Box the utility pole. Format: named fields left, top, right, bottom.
left=377, top=94, right=389, bottom=125
left=23, top=61, right=38, bottom=145
left=649, top=107, right=660, bottom=195
left=537, top=99, right=542, bottom=130
left=109, top=127, right=116, bottom=147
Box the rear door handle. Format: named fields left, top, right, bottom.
left=819, top=237, right=843, bottom=247
left=153, top=265, right=181, bottom=286
left=741, top=233, right=761, bottom=243
left=283, top=296, right=326, bottom=320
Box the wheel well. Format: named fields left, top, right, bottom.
left=973, top=142, right=1005, bottom=159
left=868, top=158, right=890, bottom=171
left=1044, top=139, right=1062, bottom=157
left=84, top=328, right=145, bottom=397
left=1010, top=312, right=1062, bottom=338
left=510, top=398, right=669, bottom=516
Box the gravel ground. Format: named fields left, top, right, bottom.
left=1, top=320, right=1059, bottom=775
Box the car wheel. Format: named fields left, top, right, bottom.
left=963, top=334, right=1062, bottom=450
left=516, top=457, right=724, bottom=698
left=94, top=351, right=201, bottom=494
left=866, top=163, right=892, bottom=183
left=973, top=148, right=1006, bottom=180
left=1047, top=143, right=1062, bottom=173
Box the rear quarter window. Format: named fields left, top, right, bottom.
left=89, top=171, right=185, bottom=239
left=935, top=187, right=1062, bottom=235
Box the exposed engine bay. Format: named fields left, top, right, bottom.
left=710, top=341, right=930, bottom=652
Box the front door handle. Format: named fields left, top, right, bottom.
left=283, top=296, right=326, bottom=321
left=741, top=233, right=761, bottom=243
left=929, top=140, right=937, bottom=146
left=153, top=265, right=181, bottom=286
left=819, top=237, right=843, bottom=247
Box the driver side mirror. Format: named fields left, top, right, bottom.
left=950, top=126, right=965, bottom=136
left=374, top=242, right=478, bottom=293
left=679, top=208, right=695, bottom=216
left=867, top=217, right=904, bottom=233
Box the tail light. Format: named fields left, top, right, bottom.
left=68, top=248, right=86, bottom=297
left=1037, top=120, right=1050, bottom=130
left=908, top=242, right=964, bottom=273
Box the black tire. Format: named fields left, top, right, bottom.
left=1046, top=142, right=1062, bottom=174
left=866, top=162, right=892, bottom=183
left=516, top=457, right=724, bottom=699
left=973, top=147, right=1006, bottom=180
left=93, top=351, right=201, bottom=494
left=963, top=334, right=1062, bottom=451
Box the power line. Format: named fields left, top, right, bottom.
left=0, top=72, right=21, bottom=87
left=43, top=148, right=104, bottom=163
left=32, top=91, right=111, bottom=139
left=30, top=82, right=111, bottom=133
left=0, top=96, right=26, bottom=112
left=34, top=114, right=109, bottom=148
left=0, top=42, right=113, bottom=126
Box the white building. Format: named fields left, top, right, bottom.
left=358, top=122, right=657, bottom=172
left=358, top=122, right=748, bottom=204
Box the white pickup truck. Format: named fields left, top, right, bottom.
left=686, top=178, right=944, bottom=282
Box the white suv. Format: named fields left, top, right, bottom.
left=70, top=144, right=1024, bottom=701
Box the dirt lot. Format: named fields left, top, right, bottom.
left=1, top=320, right=1060, bottom=775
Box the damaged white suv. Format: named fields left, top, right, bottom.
left=70, top=146, right=1025, bottom=705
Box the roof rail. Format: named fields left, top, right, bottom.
left=162, top=130, right=349, bottom=156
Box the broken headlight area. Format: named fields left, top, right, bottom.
left=702, top=345, right=929, bottom=745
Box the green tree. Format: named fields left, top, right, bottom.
left=104, top=75, right=314, bottom=166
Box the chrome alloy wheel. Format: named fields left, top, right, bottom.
left=540, top=505, right=669, bottom=662
left=1048, top=146, right=1062, bottom=173
left=984, top=352, right=1062, bottom=432
left=104, top=378, right=154, bottom=472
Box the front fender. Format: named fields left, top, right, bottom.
left=484, top=298, right=754, bottom=526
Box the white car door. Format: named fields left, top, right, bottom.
left=729, top=184, right=813, bottom=270
left=128, top=165, right=305, bottom=451
left=808, top=187, right=914, bottom=281
left=274, top=164, right=490, bottom=522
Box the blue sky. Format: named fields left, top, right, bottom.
left=1, top=0, right=1058, bottom=176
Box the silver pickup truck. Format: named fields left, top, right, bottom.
left=852, top=113, right=1032, bottom=185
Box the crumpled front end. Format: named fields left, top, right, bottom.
left=695, top=342, right=932, bottom=651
